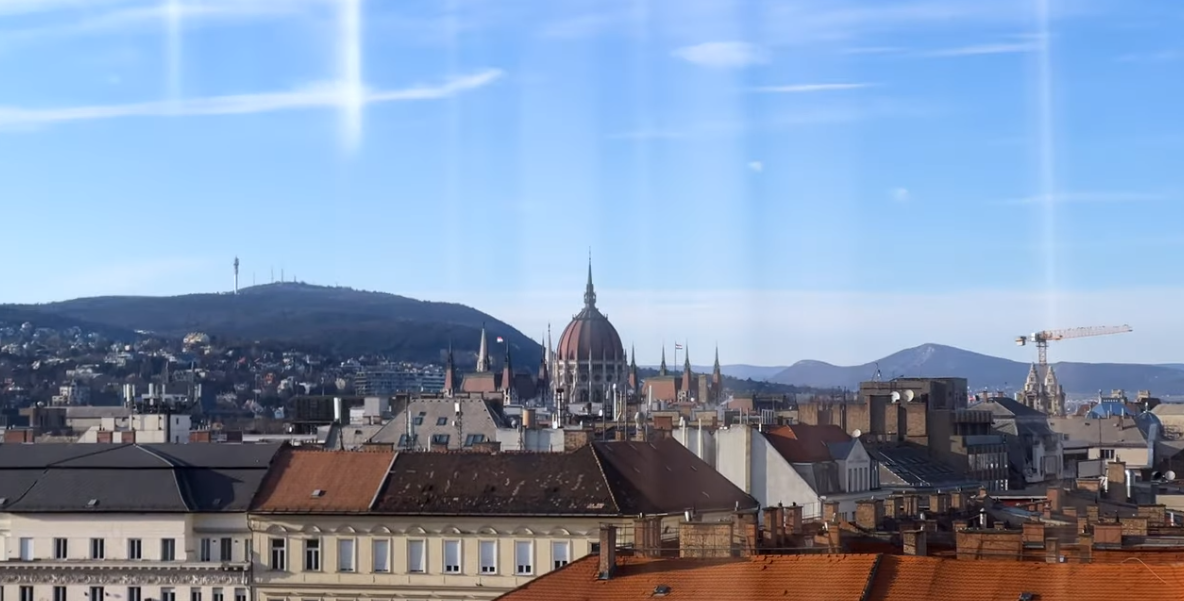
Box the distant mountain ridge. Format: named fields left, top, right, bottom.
left=1, top=283, right=541, bottom=366
left=769, top=343, right=1184, bottom=395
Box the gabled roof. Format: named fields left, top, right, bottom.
left=370, top=438, right=757, bottom=517
left=763, top=424, right=852, bottom=463
left=375, top=445, right=618, bottom=516
left=251, top=447, right=395, bottom=513
left=0, top=443, right=282, bottom=513
left=593, top=439, right=757, bottom=515
left=971, top=397, right=1047, bottom=419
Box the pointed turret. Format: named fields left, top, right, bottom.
left=1024, top=363, right=1040, bottom=392
left=501, top=345, right=514, bottom=401
left=681, top=344, right=694, bottom=402
left=659, top=345, right=668, bottom=376
left=476, top=323, right=489, bottom=373
left=629, top=344, right=639, bottom=391
left=443, top=340, right=456, bottom=396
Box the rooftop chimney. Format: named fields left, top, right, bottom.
left=598, top=525, right=617, bottom=580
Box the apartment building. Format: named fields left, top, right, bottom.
left=248, top=439, right=757, bottom=601
left=0, top=443, right=282, bottom=601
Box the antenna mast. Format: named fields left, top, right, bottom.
left=233, top=257, right=240, bottom=295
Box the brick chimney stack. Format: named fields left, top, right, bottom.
left=598, top=525, right=617, bottom=580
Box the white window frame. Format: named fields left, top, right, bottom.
left=269, top=538, right=287, bottom=571
left=53, top=538, right=68, bottom=559
left=303, top=538, right=321, bottom=571
left=161, top=589, right=176, bottom=601
left=161, top=538, right=177, bottom=561
left=90, top=538, right=105, bottom=560
left=127, top=538, right=142, bottom=560
left=551, top=540, right=570, bottom=570
left=479, top=540, right=497, bottom=574
left=514, top=540, right=534, bottom=575
left=337, top=538, right=356, bottom=573
left=19, top=537, right=32, bottom=561
left=407, top=539, right=426, bottom=573
left=53, top=586, right=66, bottom=601
left=200, top=538, right=213, bottom=562
left=19, top=586, right=33, bottom=601
left=443, top=539, right=461, bottom=574
left=372, top=539, right=390, bottom=573
left=127, top=587, right=142, bottom=601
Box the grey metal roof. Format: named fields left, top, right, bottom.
left=0, top=443, right=282, bottom=513
left=369, top=397, right=507, bottom=449
left=867, top=443, right=978, bottom=489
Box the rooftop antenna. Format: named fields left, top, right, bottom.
left=233, top=257, right=240, bottom=295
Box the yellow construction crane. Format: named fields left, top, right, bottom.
left=1015, top=325, right=1133, bottom=367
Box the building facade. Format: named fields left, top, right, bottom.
left=0, top=443, right=281, bottom=601
left=249, top=440, right=756, bottom=601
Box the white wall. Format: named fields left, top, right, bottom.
left=0, top=513, right=253, bottom=601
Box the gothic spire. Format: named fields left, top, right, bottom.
left=713, top=343, right=721, bottom=373
left=476, top=322, right=489, bottom=373
left=659, top=344, right=668, bottom=376
left=683, top=342, right=692, bottom=372
left=583, top=250, right=597, bottom=309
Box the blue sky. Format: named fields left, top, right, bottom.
left=0, top=0, right=1181, bottom=366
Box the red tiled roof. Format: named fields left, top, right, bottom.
left=250, top=447, right=394, bottom=513
left=763, top=424, right=852, bottom=463
left=496, top=553, right=880, bottom=601
left=869, top=554, right=1184, bottom=601
left=496, top=553, right=1184, bottom=601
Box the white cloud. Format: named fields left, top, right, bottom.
left=672, top=41, right=767, bottom=68
left=751, top=82, right=874, bottom=93
left=0, top=70, right=503, bottom=129
left=923, top=41, right=1040, bottom=57
left=416, top=286, right=1184, bottom=366
left=748, top=161, right=764, bottom=173
left=999, top=191, right=1170, bottom=205
left=891, top=187, right=910, bottom=202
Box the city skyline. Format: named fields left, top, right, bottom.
left=0, top=0, right=1180, bottom=365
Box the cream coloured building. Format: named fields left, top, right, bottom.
left=0, top=443, right=282, bottom=601
left=248, top=439, right=756, bottom=601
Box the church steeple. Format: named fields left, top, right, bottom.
left=583, top=250, right=597, bottom=309
left=476, top=323, right=489, bottom=373
left=659, top=345, right=668, bottom=376
left=443, top=340, right=456, bottom=396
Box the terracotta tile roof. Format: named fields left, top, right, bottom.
left=763, top=424, right=852, bottom=463
left=250, top=447, right=394, bottom=513
left=869, top=554, right=1184, bottom=601
left=495, top=553, right=880, bottom=601
left=497, top=553, right=1184, bottom=601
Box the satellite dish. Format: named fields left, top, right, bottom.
left=890, top=391, right=902, bottom=403
left=1166, top=470, right=1177, bottom=481
left=852, top=429, right=863, bottom=439
left=904, top=390, right=916, bottom=402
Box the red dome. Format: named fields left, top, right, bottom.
left=554, top=262, right=625, bottom=362
left=556, top=306, right=625, bottom=362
